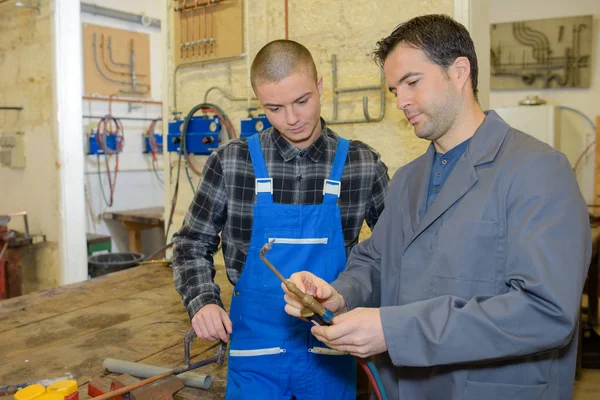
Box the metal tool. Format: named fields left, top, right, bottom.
left=259, top=240, right=335, bottom=325
left=260, top=241, right=389, bottom=400
left=99, top=332, right=225, bottom=399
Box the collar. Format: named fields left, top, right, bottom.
left=467, top=110, right=511, bottom=167
left=272, top=118, right=328, bottom=162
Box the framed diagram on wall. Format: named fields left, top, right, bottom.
left=82, top=24, right=151, bottom=97
left=490, top=15, right=592, bottom=90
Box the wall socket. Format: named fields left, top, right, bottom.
left=0, top=132, right=26, bottom=169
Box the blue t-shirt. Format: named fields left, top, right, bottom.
left=426, top=139, right=470, bottom=212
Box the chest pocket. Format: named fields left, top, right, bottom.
left=433, top=220, right=505, bottom=298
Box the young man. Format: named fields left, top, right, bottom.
left=284, top=14, right=591, bottom=400
left=172, top=40, right=389, bottom=399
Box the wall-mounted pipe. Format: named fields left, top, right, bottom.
left=203, top=86, right=257, bottom=103
left=0, top=106, right=23, bottom=111
left=83, top=114, right=161, bottom=122
left=82, top=96, right=162, bottom=105
left=172, top=54, right=246, bottom=111
left=284, top=0, right=289, bottom=40
left=329, top=54, right=386, bottom=125
left=81, top=3, right=161, bottom=29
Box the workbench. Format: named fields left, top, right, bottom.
left=0, top=263, right=230, bottom=399
left=102, top=207, right=164, bottom=253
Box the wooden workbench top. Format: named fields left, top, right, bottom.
left=0, top=263, right=231, bottom=399
left=102, top=207, right=164, bottom=226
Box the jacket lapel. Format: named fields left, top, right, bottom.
left=403, top=110, right=511, bottom=252
left=405, top=145, right=435, bottom=237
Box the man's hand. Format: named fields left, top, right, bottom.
left=311, top=308, right=387, bottom=358
left=282, top=271, right=346, bottom=319
left=191, top=304, right=232, bottom=343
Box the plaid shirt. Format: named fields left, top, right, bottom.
left=173, top=119, right=390, bottom=318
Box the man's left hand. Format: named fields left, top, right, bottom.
left=311, top=307, right=387, bottom=358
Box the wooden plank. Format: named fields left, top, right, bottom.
left=0, top=264, right=172, bottom=332
left=82, top=24, right=151, bottom=98
left=0, top=305, right=189, bottom=397
left=123, top=221, right=144, bottom=253
left=172, top=0, right=243, bottom=66
left=0, top=284, right=180, bottom=361
left=102, top=207, right=164, bottom=226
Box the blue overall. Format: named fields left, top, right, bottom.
left=225, top=134, right=357, bottom=399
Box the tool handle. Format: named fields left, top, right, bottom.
left=286, top=281, right=335, bottom=323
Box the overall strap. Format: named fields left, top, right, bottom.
left=323, top=137, right=350, bottom=205
left=247, top=134, right=273, bottom=204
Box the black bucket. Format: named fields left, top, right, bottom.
left=88, top=252, right=144, bottom=278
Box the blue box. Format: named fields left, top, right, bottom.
left=167, top=116, right=220, bottom=155
left=88, top=133, right=121, bottom=155
left=144, top=133, right=163, bottom=154
left=240, top=114, right=272, bottom=138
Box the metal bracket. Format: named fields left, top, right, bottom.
left=329, top=54, right=386, bottom=125
left=183, top=328, right=226, bottom=367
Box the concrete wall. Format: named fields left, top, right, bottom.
left=489, top=0, right=600, bottom=203
left=0, top=0, right=62, bottom=287
left=165, top=0, right=455, bottom=240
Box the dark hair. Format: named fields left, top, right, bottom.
left=251, top=40, right=318, bottom=91
left=373, top=14, right=479, bottom=98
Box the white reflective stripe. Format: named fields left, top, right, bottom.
left=229, top=347, right=286, bottom=357
left=255, top=178, right=273, bottom=194
left=308, top=347, right=347, bottom=356
left=323, top=179, right=341, bottom=196
left=267, top=238, right=328, bottom=245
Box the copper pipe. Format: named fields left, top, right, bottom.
left=179, top=2, right=183, bottom=58
left=210, top=4, right=214, bottom=53
left=198, top=0, right=202, bottom=55
left=185, top=7, right=189, bottom=58
left=203, top=4, right=207, bottom=54
left=93, top=346, right=223, bottom=400
left=284, top=0, right=289, bottom=40
left=83, top=96, right=162, bottom=105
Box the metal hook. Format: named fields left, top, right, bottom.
left=361, top=69, right=386, bottom=123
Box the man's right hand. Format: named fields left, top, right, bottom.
left=283, top=271, right=346, bottom=318
left=191, top=304, right=233, bottom=343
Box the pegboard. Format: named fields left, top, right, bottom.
left=172, top=0, right=243, bottom=66
left=83, top=24, right=151, bottom=97
left=490, top=15, right=593, bottom=90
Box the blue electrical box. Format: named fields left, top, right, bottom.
left=143, top=133, right=163, bottom=154
left=167, top=116, right=220, bottom=155
left=240, top=114, right=271, bottom=138
left=88, top=133, right=122, bottom=155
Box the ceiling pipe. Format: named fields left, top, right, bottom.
left=80, top=3, right=161, bottom=29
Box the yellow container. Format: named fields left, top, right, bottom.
left=46, top=380, right=77, bottom=396
left=36, top=394, right=64, bottom=400
left=13, top=384, right=46, bottom=400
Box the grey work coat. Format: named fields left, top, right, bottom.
left=332, top=111, right=591, bottom=400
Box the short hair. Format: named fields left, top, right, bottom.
left=373, top=14, right=479, bottom=98
left=250, top=40, right=318, bottom=90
